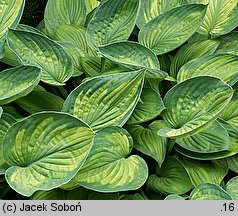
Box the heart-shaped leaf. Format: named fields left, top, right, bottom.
left=190, top=183, right=233, bottom=200
left=7, top=29, right=73, bottom=86
left=127, top=121, right=168, bottom=167
left=136, top=0, right=186, bottom=29
left=224, top=176, right=238, bottom=199
left=177, top=54, right=238, bottom=86
left=127, top=88, right=165, bottom=124
left=62, top=71, right=144, bottom=130
left=3, top=112, right=94, bottom=197
left=86, top=0, right=140, bottom=48
left=158, top=76, right=233, bottom=138
left=220, top=93, right=238, bottom=130
left=170, top=39, right=220, bottom=78
left=0, top=113, right=16, bottom=175
left=44, top=0, right=87, bottom=36
left=180, top=158, right=228, bottom=187
left=99, top=41, right=160, bottom=70
left=0, top=66, right=41, bottom=105
left=73, top=126, right=148, bottom=192
left=0, top=0, right=25, bottom=55
left=176, top=120, right=231, bottom=153
left=138, top=4, right=207, bottom=55
left=146, top=157, right=192, bottom=195
left=197, top=0, right=238, bottom=36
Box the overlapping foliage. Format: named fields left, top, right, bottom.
left=0, top=0, right=238, bottom=200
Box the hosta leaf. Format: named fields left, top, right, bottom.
left=0, top=43, right=21, bottom=66
left=57, top=42, right=85, bottom=77
left=177, top=54, right=238, bottom=86
left=158, top=76, right=233, bottom=138
left=136, top=0, right=186, bottom=29
left=190, top=183, right=233, bottom=200
left=62, top=71, right=144, bottom=130
left=3, top=112, right=94, bottom=196
left=0, top=66, right=41, bottom=105
left=80, top=57, right=119, bottom=77
left=55, top=25, right=97, bottom=57
left=147, top=157, right=192, bottom=195
left=15, top=89, right=64, bottom=114
left=216, top=32, right=238, bottom=55
left=0, top=0, right=25, bottom=55
left=74, top=126, right=148, bottom=192
left=170, top=39, right=220, bottom=78
left=180, top=158, right=228, bottom=187
left=0, top=114, right=16, bottom=175
left=225, top=176, right=238, bottom=199
left=226, top=154, right=238, bottom=173
left=176, top=120, right=231, bottom=153
left=85, top=0, right=100, bottom=14
left=220, top=93, right=238, bottom=130
left=99, top=41, right=161, bottom=70
left=44, top=0, right=87, bottom=36
left=197, top=0, right=238, bottom=36
left=86, top=0, right=140, bottom=48
left=127, top=120, right=168, bottom=167
left=175, top=145, right=238, bottom=160
left=138, top=4, right=207, bottom=55
left=31, top=187, right=90, bottom=200
left=164, top=194, right=185, bottom=200
left=121, top=193, right=146, bottom=200
left=7, top=29, right=73, bottom=86
left=127, top=88, right=165, bottom=124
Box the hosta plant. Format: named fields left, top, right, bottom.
left=0, top=0, right=238, bottom=200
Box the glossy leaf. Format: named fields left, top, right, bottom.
left=7, top=29, right=73, bottom=86
left=170, top=39, right=220, bottom=78
left=146, top=157, right=192, bottom=195
left=74, top=126, right=148, bottom=192
left=190, top=183, right=233, bottom=200
left=86, top=0, right=140, bottom=48
left=225, top=176, right=238, bottom=200
left=197, top=0, right=238, bottom=36
left=136, top=0, right=186, bottom=29
left=62, top=71, right=144, bottom=130
left=127, top=120, right=168, bottom=167
left=176, top=120, right=231, bottom=153
left=44, top=0, right=87, bottom=36
left=138, top=4, right=207, bottom=55
left=177, top=54, right=238, bottom=86
left=127, top=88, right=165, bottom=124
left=99, top=41, right=160, bottom=70
left=0, top=66, right=41, bottom=105
left=220, top=93, right=238, bottom=130
left=180, top=158, right=228, bottom=187
left=0, top=114, right=16, bottom=175
left=158, top=76, right=233, bottom=138
left=0, top=0, right=25, bottom=54
left=3, top=112, right=94, bottom=196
